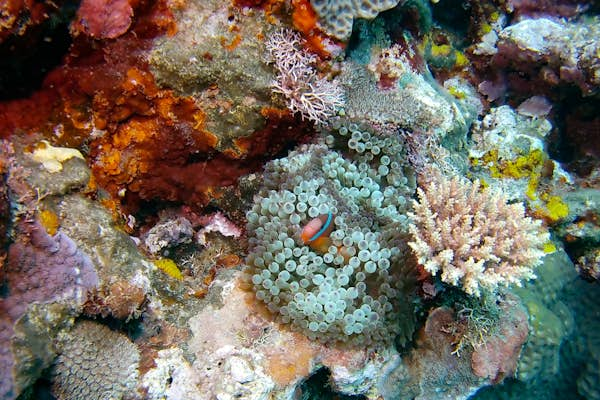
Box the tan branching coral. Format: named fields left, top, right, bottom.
left=408, top=172, right=549, bottom=296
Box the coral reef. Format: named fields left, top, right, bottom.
left=467, top=105, right=573, bottom=224
left=0, top=0, right=599, bottom=398
left=83, top=280, right=146, bottom=320
left=511, top=249, right=576, bottom=382
left=266, top=29, right=344, bottom=124
left=0, top=220, right=99, bottom=399
left=71, top=0, right=134, bottom=39
left=340, top=56, right=468, bottom=140
left=3, top=222, right=99, bottom=321
left=494, top=17, right=600, bottom=95
left=470, top=294, right=529, bottom=383
left=156, top=275, right=391, bottom=399
left=143, top=216, right=194, bottom=255
left=148, top=0, right=275, bottom=143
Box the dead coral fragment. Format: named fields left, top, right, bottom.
left=408, top=171, right=549, bottom=296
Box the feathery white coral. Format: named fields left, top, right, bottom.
left=408, top=172, right=549, bottom=296
left=265, top=29, right=344, bottom=125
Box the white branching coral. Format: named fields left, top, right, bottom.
left=408, top=172, right=549, bottom=296
left=265, top=29, right=344, bottom=125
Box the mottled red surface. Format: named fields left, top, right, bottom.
left=471, top=296, right=529, bottom=383
left=506, top=0, right=593, bottom=18
left=0, top=0, right=63, bottom=43
left=72, top=0, right=135, bottom=39
left=0, top=0, right=176, bottom=140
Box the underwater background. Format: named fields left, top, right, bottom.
left=0, top=0, right=599, bottom=399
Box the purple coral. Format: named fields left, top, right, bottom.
left=266, top=29, right=344, bottom=125
left=2, top=222, right=98, bottom=320
left=0, top=221, right=98, bottom=399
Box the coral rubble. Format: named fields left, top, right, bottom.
left=0, top=0, right=598, bottom=398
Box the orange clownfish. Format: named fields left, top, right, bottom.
left=300, top=212, right=334, bottom=253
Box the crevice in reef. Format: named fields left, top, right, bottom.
left=0, top=1, right=79, bottom=101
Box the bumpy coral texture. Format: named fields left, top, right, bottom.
left=2, top=222, right=99, bottom=321
left=310, top=0, right=402, bottom=40
left=52, top=320, right=140, bottom=400
left=266, top=29, right=344, bottom=125
left=408, top=172, right=549, bottom=296
left=246, top=121, right=417, bottom=345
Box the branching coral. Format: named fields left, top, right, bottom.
left=265, top=29, right=344, bottom=125
left=408, top=170, right=549, bottom=296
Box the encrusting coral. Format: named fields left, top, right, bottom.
left=408, top=169, right=549, bottom=296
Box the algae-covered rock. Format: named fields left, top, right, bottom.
left=149, top=0, right=274, bottom=147
left=21, top=143, right=90, bottom=197
left=9, top=303, right=76, bottom=399
left=340, top=60, right=469, bottom=142
left=56, top=195, right=148, bottom=283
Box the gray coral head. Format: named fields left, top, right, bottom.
left=52, top=320, right=140, bottom=400
left=310, top=0, right=402, bottom=40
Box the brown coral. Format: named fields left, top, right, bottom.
left=83, top=280, right=146, bottom=320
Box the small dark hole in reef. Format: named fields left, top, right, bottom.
left=0, top=0, right=79, bottom=100
left=297, top=367, right=368, bottom=400
left=19, top=371, right=56, bottom=400
left=431, top=0, right=471, bottom=38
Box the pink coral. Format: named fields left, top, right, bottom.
left=196, top=212, right=242, bottom=246
left=72, top=0, right=133, bottom=39
left=408, top=171, right=549, bottom=296
left=470, top=295, right=529, bottom=382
